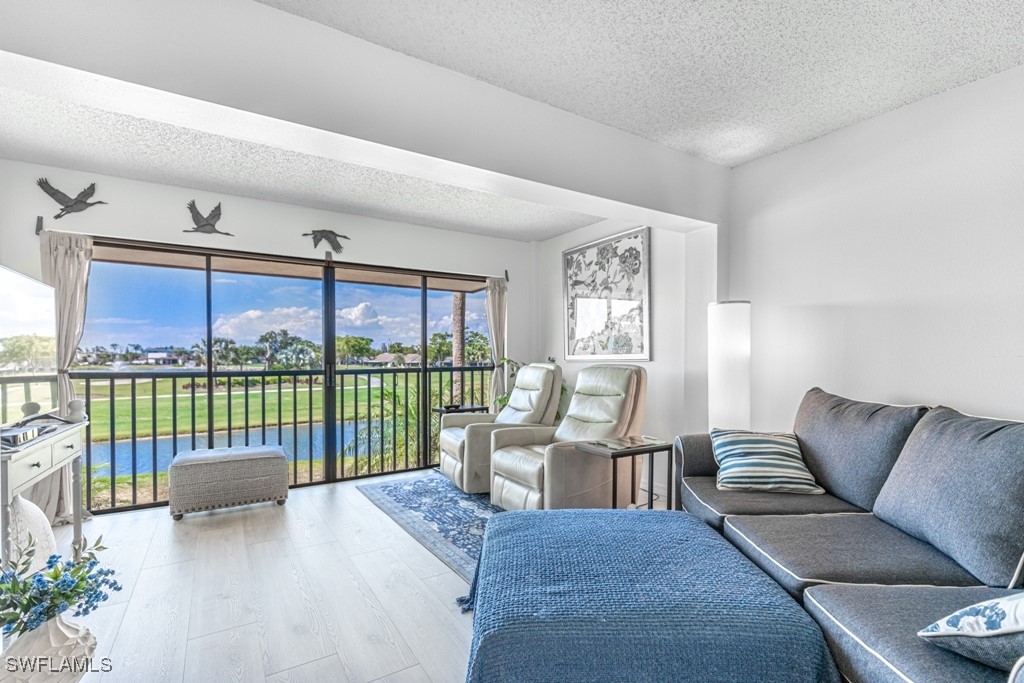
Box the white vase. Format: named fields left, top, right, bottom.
left=3, top=615, right=97, bottom=682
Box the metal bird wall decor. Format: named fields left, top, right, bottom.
left=303, top=229, right=350, bottom=254
left=36, top=178, right=107, bottom=219
left=183, top=200, right=232, bottom=236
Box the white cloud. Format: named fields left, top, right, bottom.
left=336, top=302, right=381, bottom=328
left=212, top=278, right=237, bottom=284
left=213, top=306, right=322, bottom=342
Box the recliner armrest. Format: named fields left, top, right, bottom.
left=675, top=434, right=718, bottom=477
left=491, top=426, right=558, bottom=451
left=440, top=413, right=498, bottom=430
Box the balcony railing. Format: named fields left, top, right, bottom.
left=0, top=365, right=492, bottom=513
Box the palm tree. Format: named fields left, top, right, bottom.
left=190, top=339, right=208, bottom=367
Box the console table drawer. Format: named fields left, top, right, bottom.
left=51, top=432, right=83, bottom=463
left=10, top=451, right=53, bottom=490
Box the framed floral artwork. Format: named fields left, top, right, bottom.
left=563, top=226, right=650, bottom=361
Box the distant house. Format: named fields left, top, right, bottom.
left=367, top=352, right=421, bottom=368
left=145, top=352, right=176, bottom=366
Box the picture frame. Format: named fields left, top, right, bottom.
left=562, top=226, right=651, bottom=361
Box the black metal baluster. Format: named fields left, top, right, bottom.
left=227, top=379, right=233, bottom=447
left=379, top=372, right=384, bottom=473
left=244, top=375, right=250, bottom=447
left=277, top=376, right=282, bottom=447
left=308, top=373, right=313, bottom=482
left=152, top=378, right=158, bottom=503
left=339, top=373, right=346, bottom=478
left=261, top=375, right=267, bottom=445
left=109, top=378, right=116, bottom=509
left=130, top=378, right=137, bottom=506
left=391, top=373, right=397, bottom=472
left=292, top=378, right=298, bottom=484
left=84, top=378, right=92, bottom=511
left=404, top=372, right=410, bottom=470
left=1, top=382, right=7, bottom=424
left=470, top=370, right=475, bottom=407
left=366, top=371, right=371, bottom=472
left=190, top=380, right=197, bottom=450
left=172, top=377, right=178, bottom=457
left=353, top=374, right=360, bottom=477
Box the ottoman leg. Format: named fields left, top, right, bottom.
left=172, top=513, right=183, bottom=521
left=277, top=499, right=286, bottom=506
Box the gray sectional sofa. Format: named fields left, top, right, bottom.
left=674, top=387, right=1024, bottom=683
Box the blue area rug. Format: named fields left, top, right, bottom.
left=357, top=470, right=501, bottom=581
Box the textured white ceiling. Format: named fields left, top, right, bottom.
left=257, top=0, right=1024, bottom=166
left=0, top=88, right=602, bottom=240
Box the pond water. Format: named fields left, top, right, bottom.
left=86, top=421, right=420, bottom=477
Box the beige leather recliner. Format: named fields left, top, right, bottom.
left=438, top=362, right=562, bottom=493
left=489, top=364, right=647, bottom=510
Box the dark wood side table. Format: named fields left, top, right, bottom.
left=431, top=405, right=490, bottom=415
left=576, top=436, right=673, bottom=510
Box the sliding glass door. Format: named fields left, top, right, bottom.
left=72, top=242, right=492, bottom=512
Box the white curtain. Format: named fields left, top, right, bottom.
left=28, top=231, right=93, bottom=525
left=484, top=277, right=507, bottom=410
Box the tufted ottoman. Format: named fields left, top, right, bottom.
left=168, top=445, right=289, bottom=520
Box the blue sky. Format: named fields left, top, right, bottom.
left=81, top=262, right=489, bottom=350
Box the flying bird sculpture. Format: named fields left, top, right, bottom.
left=36, top=178, right=107, bottom=219
left=303, top=229, right=350, bottom=254
left=183, top=200, right=231, bottom=236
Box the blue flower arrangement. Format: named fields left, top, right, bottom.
left=0, top=535, right=122, bottom=636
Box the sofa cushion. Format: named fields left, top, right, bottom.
left=919, top=590, right=1024, bottom=671
left=805, top=585, right=1012, bottom=683
left=680, top=477, right=862, bottom=530
left=874, top=406, right=1024, bottom=588
left=723, top=513, right=981, bottom=598
left=711, top=429, right=824, bottom=494
left=793, top=388, right=928, bottom=510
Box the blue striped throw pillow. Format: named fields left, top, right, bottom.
left=711, top=429, right=825, bottom=494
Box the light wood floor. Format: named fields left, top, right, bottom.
left=53, top=471, right=473, bottom=683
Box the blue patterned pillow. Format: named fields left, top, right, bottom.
left=710, top=429, right=824, bottom=494
left=919, top=592, right=1024, bottom=671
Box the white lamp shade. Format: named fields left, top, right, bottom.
left=708, top=301, right=751, bottom=431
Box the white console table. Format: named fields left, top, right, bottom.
left=0, top=421, right=86, bottom=568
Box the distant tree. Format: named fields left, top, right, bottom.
left=284, top=339, right=322, bottom=369
left=336, top=335, right=374, bottom=365
left=452, top=293, right=466, bottom=367
left=427, top=332, right=452, bottom=365
left=91, top=345, right=115, bottom=365
left=465, top=330, right=491, bottom=363
left=171, top=346, right=190, bottom=365
left=258, top=329, right=303, bottom=369
left=190, top=339, right=209, bottom=366
left=384, top=341, right=412, bottom=354
left=235, top=344, right=264, bottom=369
left=122, top=342, right=144, bottom=363
left=211, top=337, right=238, bottom=369
left=0, top=335, right=56, bottom=370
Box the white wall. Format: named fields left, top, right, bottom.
left=729, top=64, right=1024, bottom=428
left=0, top=158, right=536, bottom=361
left=533, top=221, right=719, bottom=496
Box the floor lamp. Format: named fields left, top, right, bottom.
left=707, top=301, right=751, bottom=431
